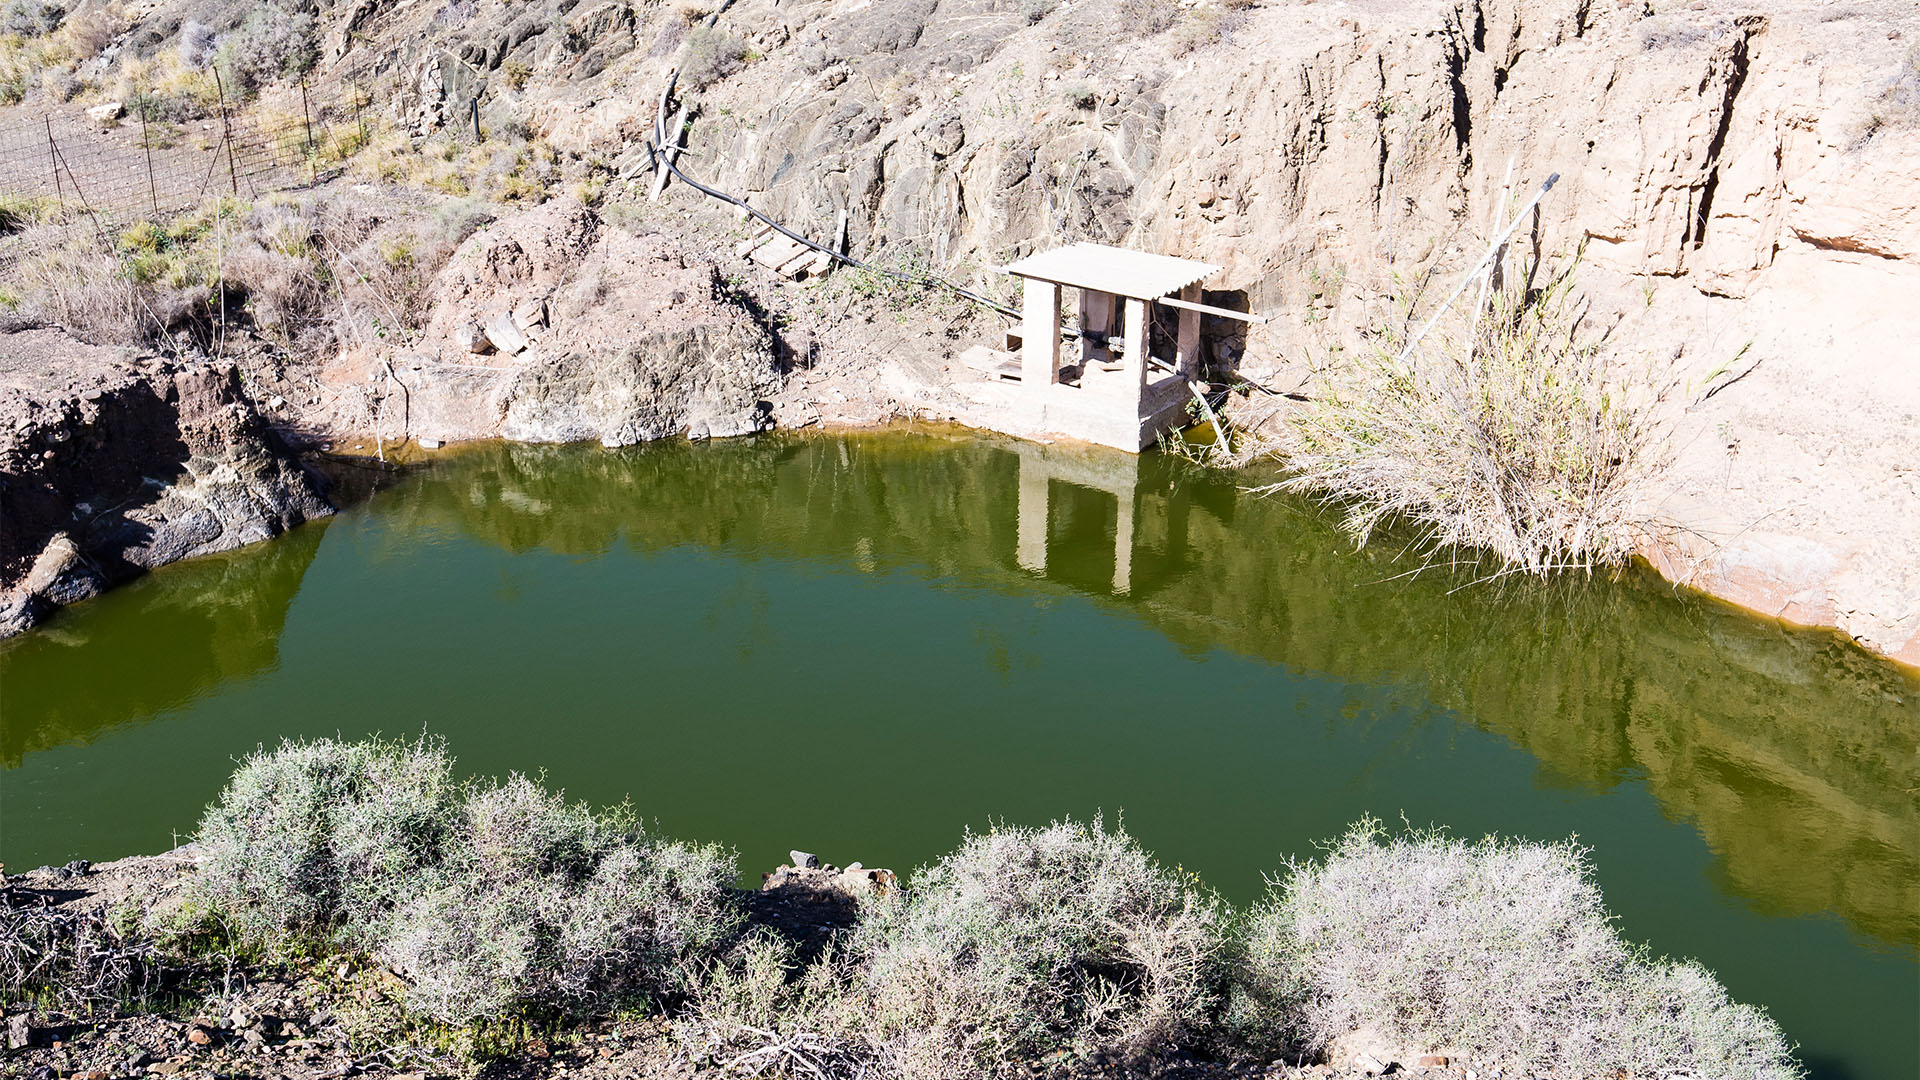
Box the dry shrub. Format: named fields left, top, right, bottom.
left=1170, top=4, right=1250, bottom=56
left=15, top=226, right=152, bottom=344
left=59, top=5, right=119, bottom=59
left=648, top=13, right=687, bottom=58
left=190, top=737, right=742, bottom=1025
left=379, top=774, right=740, bottom=1024
left=1239, top=821, right=1801, bottom=1080
left=0, top=0, right=58, bottom=35
left=1866, top=45, right=1920, bottom=137
left=679, top=933, right=873, bottom=1077
left=178, top=19, right=217, bottom=67
left=216, top=1, right=318, bottom=92
left=1118, top=0, right=1181, bottom=37
left=191, top=736, right=463, bottom=954
left=1021, top=0, right=1057, bottom=24
left=112, top=51, right=223, bottom=119
left=6, top=196, right=466, bottom=355
left=0, top=900, right=193, bottom=1013
left=11, top=199, right=352, bottom=348
left=680, top=24, right=746, bottom=89
left=224, top=239, right=329, bottom=347
left=1267, top=253, right=1662, bottom=575
left=301, top=194, right=490, bottom=353
left=679, top=819, right=1222, bottom=1078
left=854, top=819, right=1221, bottom=1078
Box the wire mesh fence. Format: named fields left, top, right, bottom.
left=1, top=109, right=301, bottom=218
left=0, top=72, right=390, bottom=274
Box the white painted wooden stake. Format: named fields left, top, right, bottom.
left=651, top=104, right=688, bottom=202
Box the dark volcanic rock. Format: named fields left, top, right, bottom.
left=0, top=330, right=333, bottom=636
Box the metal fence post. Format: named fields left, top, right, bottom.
left=45, top=116, right=63, bottom=205
left=213, top=66, right=240, bottom=196
left=301, top=77, right=319, bottom=184
left=301, top=78, right=316, bottom=152
left=140, top=96, right=160, bottom=216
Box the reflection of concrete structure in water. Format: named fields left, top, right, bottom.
left=1012, top=441, right=1182, bottom=596
left=957, top=243, right=1264, bottom=452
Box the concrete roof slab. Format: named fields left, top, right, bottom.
left=1001, top=243, right=1221, bottom=299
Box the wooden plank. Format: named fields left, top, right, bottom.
left=776, top=246, right=820, bottom=277
left=650, top=104, right=688, bottom=202
left=750, top=236, right=807, bottom=269
left=1155, top=294, right=1269, bottom=324
left=959, top=346, right=1022, bottom=380
left=734, top=224, right=774, bottom=258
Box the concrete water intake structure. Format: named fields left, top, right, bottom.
left=958, top=242, right=1265, bottom=452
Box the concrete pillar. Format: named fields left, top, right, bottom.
left=1112, top=488, right=1134, bottom=595
left=1081, top=289, right=1112, bottom=366
left=1016, top=462, right=1049, bottom=574
left=1176, top=283, right=1202, bottom=380
left=1021, top=277, right=1061, bottom=388
left=1122, top=296, right=1149, bottom=401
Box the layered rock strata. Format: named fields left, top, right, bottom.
left=0, top=331, right=333, bottom=637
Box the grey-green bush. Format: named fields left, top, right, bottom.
left=192, top=738, right=741, bottom=1023
left=1238, top=821, right=1801, bottom=1080
left=177, top=20, right=217, bottom=68
left=193, top=736, right=462, bottom=952
left=218, top=2, right=318, bottom=92
left=1, top=0, right=61, bottom=37
left=378, top=774, right=740, bottom=1023
left=854, top=818, right=1221, bottom=1078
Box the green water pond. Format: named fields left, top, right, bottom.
left=2, top=430, right=1915, bottom=1079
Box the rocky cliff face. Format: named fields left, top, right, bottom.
left=0, top=331, right=333, bottom=637
left=326, top=199, right=782, bottom=448
left=465, top=0, right=1915, bottom=659
left=17, top=0, right=1912, bottom=657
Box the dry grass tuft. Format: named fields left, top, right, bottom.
left=1263, top=253, right=1665, bottom=577
left=15, top=224, right=164, bottom=344
left=1118, top=0, right=1182, bottom=37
